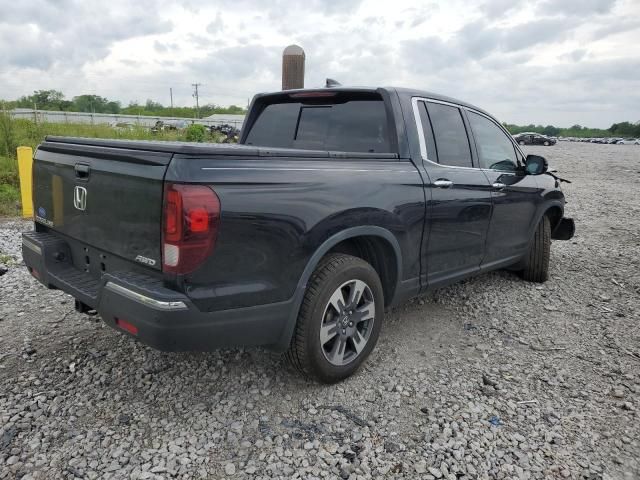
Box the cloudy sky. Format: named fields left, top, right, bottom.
left=0, top=0, right=639, bottom=127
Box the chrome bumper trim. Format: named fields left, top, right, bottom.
left=104, top=282, right=188, bottom=311
left=22, top=238, right=42, bottom=255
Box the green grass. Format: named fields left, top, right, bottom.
left=0, top=155, right=20, bottom=216
left=0, top=182, right=20, bottom=216
left=0, top=116, right=225, bottom=216
left=0, top=155, right=18, bottom=184
left=0, top=252, right=15, bottom=264
left=10, top=119, right=187, bottom=150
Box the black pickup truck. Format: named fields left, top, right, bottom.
left=22, top=87, right=574, bottom=383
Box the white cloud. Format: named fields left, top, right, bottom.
left=0, top=0, right=639, bottom=126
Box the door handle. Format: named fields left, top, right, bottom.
left=492, top=182, right=506, bottom=190
left=433, top=179, right=453, bottom=188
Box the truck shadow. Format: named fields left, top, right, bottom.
left=3, top=267, right=528, bottom=446
left=0, top=266, right=542, bottom=471
left=90, top=269, right=523, bottom=400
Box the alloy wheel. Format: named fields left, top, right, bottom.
left=319, top=279, right=375, bottom=366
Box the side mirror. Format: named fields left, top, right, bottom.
left=525, top=154, right=548, bottom=175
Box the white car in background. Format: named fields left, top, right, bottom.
left=616, top=138, right=640, bottom=145
left=108, top=121, right=136, bottom=131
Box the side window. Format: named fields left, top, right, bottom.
left=418, top=102, right=437, bottom=161
left=467, top=112, right=518, bottom=171
left=425, top=102, right=473, bottom=168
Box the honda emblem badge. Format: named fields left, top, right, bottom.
left=73, top=186, right=87, bottom=211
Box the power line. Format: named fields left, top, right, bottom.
left=192, top=83, right=202, bottom=118
left=0, top=76, right=256, bottom=104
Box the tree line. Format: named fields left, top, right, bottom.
left=2, top=90, right=639, bottom=137
left=1, top=89, right=247, bottom=118
left=503, top=122, right=640, bottom=138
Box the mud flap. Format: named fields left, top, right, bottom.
left=551, top=217, right=575, bottom=240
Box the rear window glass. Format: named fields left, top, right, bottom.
left=296, top=107, right=330, bottom=146
left=244, top=98, right=391, bottom=153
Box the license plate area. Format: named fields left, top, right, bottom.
left=67, top=242, right=112, bottom=278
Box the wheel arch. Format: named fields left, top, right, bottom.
left=544, top=204, right=564, bottom=232
left=271, top=226, right=402, bottom=352
left=326, top=234, right=399, bottom=307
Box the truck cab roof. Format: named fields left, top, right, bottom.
left=257, top=86, right=493, bottom=118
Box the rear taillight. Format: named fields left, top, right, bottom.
left=162, top=183, right=221, bottom=274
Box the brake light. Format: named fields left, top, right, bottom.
left=188, top=208, right=209, bottom=233
left=289, top=91, right=337, bottom=98
left=162, top=183, right=221, bottom=274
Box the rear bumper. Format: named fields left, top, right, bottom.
left=551, top=217, right=575, bottom=240
left=22, top=231, right=292, bottom=352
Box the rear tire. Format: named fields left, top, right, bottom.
left=521, top=216, right=551, bottom=282
left=286, top=254, right=384, bottom=383
left=544, top=141, right=550, bottom=146
left=519, top=141, right=525, bottom=146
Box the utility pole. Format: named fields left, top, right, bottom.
left=192, top=83, right=202, bottom=118
left=170, top=88, right=174, bottom=109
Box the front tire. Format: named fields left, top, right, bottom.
left=519, top=141, right=525, bottom=146
left=544, top=141, right=550, bottom=146
left=286, top=254, right=384, bottom=383
left=521, top=216, right=551, bottom=282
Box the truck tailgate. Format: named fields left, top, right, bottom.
left=33, top=138, right=173, bottom=270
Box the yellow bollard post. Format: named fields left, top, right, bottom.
left=17, top=146, right=34, bottom=218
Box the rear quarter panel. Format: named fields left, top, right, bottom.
left=165, top=155, right=425, bottom=311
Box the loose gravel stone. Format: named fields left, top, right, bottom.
left=1, top=143, right=640, bottom=479
left=224, top=463, right=236, bottom=476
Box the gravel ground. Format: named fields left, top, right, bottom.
left=1, top=142, right=639, bottom=480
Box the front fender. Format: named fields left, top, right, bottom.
left=530, top=185, right=565, bottom=239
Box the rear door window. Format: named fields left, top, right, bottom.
left=245, top=98, right=391, bottom=153
left=425, top=102, right=473, bottom=168
left=417, top=102, right=438, bottom=161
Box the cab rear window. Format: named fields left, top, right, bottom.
left=244, top=96, right=392, bottom=153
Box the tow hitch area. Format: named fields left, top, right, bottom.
left=552, top=217, right=575, bottom=240
left=75, top=299, right=98, bottom=316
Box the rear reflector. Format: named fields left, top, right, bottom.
left=115, top=318, right=138, bottom=335
left=163, top=243, right=180, bottom=267
left=29, top=267, right=40, bottom=279
left=162, top=183, right=221, bottom=275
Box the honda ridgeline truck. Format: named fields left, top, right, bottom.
left=22, top=87, right=575, bottom=383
